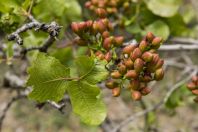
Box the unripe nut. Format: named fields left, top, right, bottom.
left=151, top=37, right=162, bottom=49
left=130, top=48, right=142, bottom=61
left=146, top=32, right=155, bottom=42
left=187, top=82, right=196, bottom=90
left=154, top=68, right=164, bottom=81
left=125, top=70, right=138, bottom=79
left=122, top=44, right=137, bottom=55
left=111, top=71, right=122, bottom=79
left=114, top=36, right=124, bottom=47
left=112, top=87, right=121, bottom=97
left=192, top=89, right=198, bottom=95
left=142, top=52, right=153, bottom=62
left=129, top=80, right=140, bottom=90
left=139, top=40, right=148, bottom=52
left=105, top=80, right=118, bottom=89
left=131, top=91, right=142, bottom=101
left=134, top=58, right=144, bottom=73
left=141, top=87, right=151, bottom=96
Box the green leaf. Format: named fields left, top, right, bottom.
left=145, top=20, right=170, bottom=40
left=75, top=56, right=108, bottom=84
left=67, top=81, right=106, bottom=125
left=165, top=85, right=189, bottom=109
left=145, top=0, right=182, bottom=17
left=27, top=53, right=70, bottom=102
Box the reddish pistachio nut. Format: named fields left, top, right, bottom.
left=112, top=87, right=121, bottom=97
left=91, top=0, right=98, bottom=5
left=103, top=37, right=113, bottom=51
left=111, top=71, right=122, bottom=79
left=146, top=32, right=155, bottom=42
left=86, top=20, right=93, bottom=28
left=102, top=31, right=110, bottom=38
left=114, top=36, right=124, bottom=47
left=124, top=58, right=133, bottom=69
left=71, top=22, right=79, bottom=33
left=118, top=63, right=127, bottom=74
left=74, top=38, right=87, bottom=46
left=142, top=52, right=153, bottom=62
left=192, top=89, right=198, bottom=95
left=141, top=75, right=152, bottom=82
left=97, top=20, right=106, bottom=33
left=97, top=53, right=105, bottom=60
left=152, top=54, right=160, bottom=65
left=154, top=59, right=164, bottom=69
left=92, top=22, right=99, bottom=33
left=154, top=68, right=164, bottom=81
left=95, top=8, right=107, bottom=18
left=95, top=51, right=103, bottom=56
left=148, top=49, right=156, bottom=53
left=105, top=80, right=118, bottom=89
left=101, top=18, right=109, bottom=27
left=122, top=44, right=137, bottom=55
left=130, top=48, right=142, bottom=61
left=141, top=87, right=151, bottom=95
left=192, top=76, right=198, bottom=83
left=125, top=70, right=138, bottom=79
left=108, top=22, right=113, bottom=31
left=187, top=82, right=196, bottom=90
left=134, top=58, right=144, bottom=73
left=85, top=1, right=91, bottom=8
left=78, top=22, right=87, bottom=30
left=129, top=80, right=140, bottom=90
left=151, top=37, right=162, bottom=49
left=131, top=91, right=142, bottom=101
left=104, top=52, right=112, bottom=62
left=139, top=40, right=148, bottom=52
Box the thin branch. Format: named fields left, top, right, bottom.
left=159, top=44, right=198, bottom=51
left=111, top=70, right=197, bottom=132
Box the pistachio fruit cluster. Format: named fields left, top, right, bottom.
left=71, top=12, right=123, bottom=62
left=187, top=75, right=198, bottom=103
left=105, top=32, right=164, bottom=100
left=85, top=0, right=131, bottom=15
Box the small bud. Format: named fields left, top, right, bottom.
left=192, top=89, right=198, bottom=95
left=141, top=75, right=152, bottom=82
left=154, top=68, right=164, bottom=81
left=114, top=36, right=124, bottom=47
left=141, top=87, right=151, bottom=95
left=97, top=20, right=106, bottom=33
left=154, top=59, right=164, bottom=69
left=122, top=44, right=137, bottom=55
left=71, top=22, right=79, bottom=33
left=139, top=40, right=148, bottom=52
left=108, top=22, right=113, bottom=31
left=129, top=80, right=140, bottom=90
left=131, top=91, right=142, bottom=101
left=85, top=1, right=91, bottom=8
left=125, top=70, right=138, bottom=79
left=134, top=58, right=144, bottom=73
left=95, top=8, right=107, bottom=18
left=97, top=53, right=105, bottom=60
left=95, top=51, right=102, bottom=56
left=141, top=52, right=153, bottom=62
left=105, top=80, right=118, bottom=89
left=146, top=32, right=155, bottom=42
left=103, top=37, right=113, bottom=51
left=152, top=54, right=160, bottom=65
left=86, top=20, right=93, bottom=28
left=111, top=71, right=122, bottom=79
left=101, top=18, right=109, bottom=27
left=151, top=37, right=162, bottom=49
left=123, top=59, right=133, bottom=69
left=112, top=87, right=121, bottom=97
left=130, top=48, right=142, bottom=61
left=78, top=22, right=87, bottom=30
left=104, top=52, right=112, bottom=62
left=102, top=31, right=110, bottom=38
left=92, top=22, right=99, bottom=33
left=118, top=63, right=127, bottom=74
left=187, top=82, right=196, bottom=90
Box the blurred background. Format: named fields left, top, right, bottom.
left=0, top=0, right=198, bottom=132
